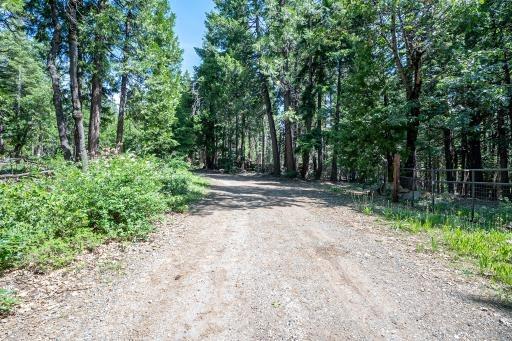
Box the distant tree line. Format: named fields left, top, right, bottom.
left=194, top=0, right=512, bottom=188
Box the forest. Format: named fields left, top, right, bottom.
left=194, top=0, right=512, bottom=185
left=1, top=0, right=511, bottom=182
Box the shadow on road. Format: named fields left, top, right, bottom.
left=189, top=173, right=351, bottom=217
left=466, top=294, right=512, bottom=312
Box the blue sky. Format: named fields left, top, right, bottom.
left=169, top=1, right=215, bottom=74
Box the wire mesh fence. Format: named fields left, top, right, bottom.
left=398, top=168, right=512, bottom=230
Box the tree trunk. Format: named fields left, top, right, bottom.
left=261, top=115, right=265, bottom=171
left=497, top=108, right=510, bottom=197
left=284, top=88, right=296, bottom=174
left=300, top=57, right=315, bottom=180
left=506, top=63, right=512, bottom=140
left=240, top=113, right=246, bottom=169
left=261, top=79, right=280, bottom=175
left=390, top=9, right=422, bottom=176
left=404, top=73, right=421, bottom=171
left=67, top=0, right=88, bottom=171
left=279, top=0, right=295, bottom=175
left=234, top=113, right=239, bottom=165
left=116, top=72, right=128, bottom=151
left=0, top=122, right=4, bottom=155
left=385, top=152, right=393, bottom=183
left=468, top=112, right=483, bottom=183
left=87, top=0, right=106, bottom=156
left=253, top=2, right=280, bottom=176
left=315, top=90, right=323, bottom=180
left=116, top=10, right=131, bottom=152
left=247, top=127, right=252, bottom=166
left=204, top=104, right=216, bottom=169
left=300, top=114, right=313, bottom=179
left=47, top=0, right=72, bottom=160
left=443, top=128, right=455, bottom=193
left=88, top=63, right=102, bottom=156
left=330, top=62, right=342, bottom=182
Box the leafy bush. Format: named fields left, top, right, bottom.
left=0, top=156, right=207, bottom=271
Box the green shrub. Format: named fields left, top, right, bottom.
left=0, top=155, right=207, bottom=271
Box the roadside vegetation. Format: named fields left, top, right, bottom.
left=347, top=191, right=512, bottom=288
left=0, top=156, right=207, bottom=272
left=0, top=289, right=17, bottom=316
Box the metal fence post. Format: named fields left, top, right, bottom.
left=471, top=170, right=476, bottom=222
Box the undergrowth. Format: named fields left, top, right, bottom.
left=0, top=289, right=17, bottom=316
left=351, top=194, right=512, bottom=288
left=0, top=155, right=208, bottom=272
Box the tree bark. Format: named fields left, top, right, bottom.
left=300, top=58, right=315, bottom=180
left=390, top=8, right=422, bottom=174
left=87, top=0, right=107, bottom=156
left=443, top=128, right=455, bottom=193
left=0, top=122, right=4, bottom=155
left=284, top=88, right=296, bottom=174
left=279, top=0, right=296, bottom=175
left=261, top=78, right=280, bottom=175
left=505, top=56, right=512, bottom=138
left=116, top=72, right=128, bottom=151
left=204, top=103, right=216, bottom=169
left=300, top=113, right=313, bottom=179
left=240, top=113, right=246, bottom=169
left=115, top=10, right=132, bottom=151
left=502, top=50, right=512, bottom=197
left=330, top=62, right=342, bottom=182
left=253, top=2, right=280, bottom=176
left=497, top=108, right=510, bottom=197
left=261, top=115, right=266, bottom=171
left=47, top=0, right=72, bottom=160
left=314, top=90, right=323, bottom=180
left=468, top=112, right=483, bottom=183
left=67, top=0, right=88, bottom=171
left=88, top=62, right=102, bottom=156
left=404, top=56, right=422, bottom=171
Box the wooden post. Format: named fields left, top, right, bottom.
left=392, top=154, right=400, bottom=203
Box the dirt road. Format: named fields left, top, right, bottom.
left=3, top=174, right=512, bottom=340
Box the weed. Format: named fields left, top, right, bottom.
left=362, top=205, right=373, bottom=215
left=430, top=236, right=439, bottom=252
left=98, top=260, right=124, bottom=274
left=416, top=243, right=426, bottom=253
left=0, top=289, right=17, bottom=316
